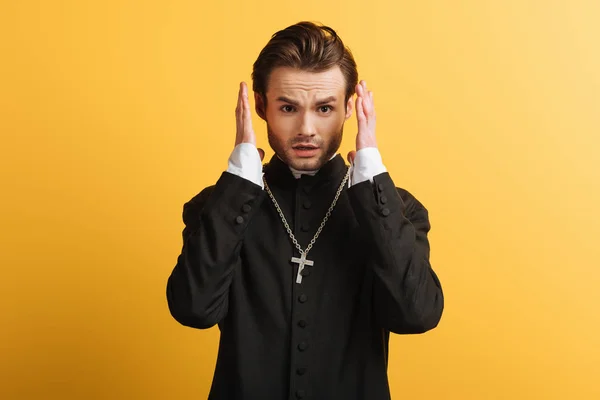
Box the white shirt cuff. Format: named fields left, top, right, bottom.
left=350, top=147, right=387, bottom=186
left=226, top=143, right=264, bottom=188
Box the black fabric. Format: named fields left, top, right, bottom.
left=167, top=153, right=444, bottom=400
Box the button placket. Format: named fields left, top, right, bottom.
left=295, top=184, right=315, bottom=284
left=293, top=289, right=310, bottom=396
left=291, top=181, right=314, bottom=399
left=297, top=341, right=309, bottom=351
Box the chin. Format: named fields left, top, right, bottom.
left=291, top=161, right=321, bottom=171
left=287, top=155, right=329, bottom=171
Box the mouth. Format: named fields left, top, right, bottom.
left=292, top=144, right=319, bottom=150
left=292, top=144, right=320, bottom=157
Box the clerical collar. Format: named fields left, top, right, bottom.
left=264, top=153, right=347, bottom=188
left=277, top=154, right=338, bottom=179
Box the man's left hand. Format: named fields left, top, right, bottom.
left=348, top=80, right=377, bottom=164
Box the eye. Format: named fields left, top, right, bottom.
left=281, top=105, right=296, bottom=113
left=318, top=105, right=333, bottom=113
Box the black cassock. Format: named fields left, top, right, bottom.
left=167, top=154, right=444, bottom=400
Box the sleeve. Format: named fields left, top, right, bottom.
left=347, top=173, right=444, bottom=334
left=227, top=142, right=264, bottom=188
left=166, top=172, right=266, bottom=329
left=349, top=147, right=388, bottom=186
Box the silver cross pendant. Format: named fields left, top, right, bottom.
left=291, top=252, right=314, bottom=284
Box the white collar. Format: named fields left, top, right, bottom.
left=277, top=153, right=338, bottom=179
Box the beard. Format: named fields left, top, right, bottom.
left=267, top=124, right=344, bottom=171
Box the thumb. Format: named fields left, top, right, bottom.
left=257, top=148, right=265, bottom=161
left=347, top=150, right=356, bottom=165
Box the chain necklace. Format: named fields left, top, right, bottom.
left=263, top=167, right=351, bottom=284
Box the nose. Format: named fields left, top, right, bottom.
left=298, top=111, right=317, bottom=137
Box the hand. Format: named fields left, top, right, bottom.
left=235, top=82, right=264, bottom=161
left=347, top=80, right=377, bottom=164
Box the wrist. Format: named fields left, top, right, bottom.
left=356, top=141, right=378, bottom=151
left=235, top=138, right=256, bottom=147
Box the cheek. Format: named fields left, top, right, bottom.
left=319, top=116, right=344, bottom=133
left=267, top=113, right=296, bottom=135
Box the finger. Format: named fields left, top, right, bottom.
left=241, top=82, right=247, bottom=113
left=356, top=82, right=364, bottom=98
left=236, top=82, right=243, bottom=144
left=356, top=96, right=366, bottom=123
left=347, top=150, right=356, bottom=165
left=370, top=91, right=377, bottom=118
left=257, top=147, right=265, bottom=161
left=362, top=81, right=372, bottom=111
left=358, top=82, right=372, bottom=115
left=366, top=90, right=374, bottom=115
left=237, top=82, right=244, bottom=115
left=242, top=83, right=253, bottom=134
left=242, top=83, right=251, bottom=114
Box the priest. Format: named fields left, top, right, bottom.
left=166, top=21, right=444, bottom=400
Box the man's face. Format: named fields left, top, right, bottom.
left=256, top=66, right=353, bottom=171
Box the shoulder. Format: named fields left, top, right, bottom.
left=187, top=185, right=216, bottom=206
left=182, top=185, right=216, bottom=224
left=395, top=186, right=429, bottom=220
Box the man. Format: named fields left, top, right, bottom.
left=167, top=21, right=444, bottom=400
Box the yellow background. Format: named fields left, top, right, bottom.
left=1, top=0, right=599, bottom=399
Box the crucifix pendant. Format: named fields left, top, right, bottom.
left=291, top=252, right=314, bottom=284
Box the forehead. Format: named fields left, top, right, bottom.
left=266, top=66, right=346, bottom=99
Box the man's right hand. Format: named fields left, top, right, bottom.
left=235, top=82, right=264, bottom=161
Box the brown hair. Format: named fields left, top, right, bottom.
left=252, top=21, right=358, bottom=106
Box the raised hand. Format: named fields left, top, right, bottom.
left=235, top=82, right=264, bottom=161
left=347, top=80, right=377, bottom=164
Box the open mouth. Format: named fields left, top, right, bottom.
left=292, top=144, right=320, bottom=157
left=292, top=144, right=319, bottom=150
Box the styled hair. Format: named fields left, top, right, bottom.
left=252, top=21, right=358, bottom=105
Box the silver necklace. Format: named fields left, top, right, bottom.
left=263, top=167, right=351, bottom=284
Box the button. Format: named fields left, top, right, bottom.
left=241, top=204, right=251, bottom=213
left=298, top=341, right=308, bottom=351
left=381, top=208, right=390, bottom=217
left=303, top=200, right=312, bottom=209
left=298, top=320, right=307, bottom=328
left=235, top=216, right=244, bottom=224
left=380, top=195, right=387, bottom=204
left=302, top=186, right=311, bottom=194
left=296, top=367, right=307, bottom=375
left=378, top=183, right=385, bottom=192
left=300, top=269, right=311, bottom=277
left=298, top=294, right=307, bottom=303
left=296, top=389, right=306, bottom=398
left=301, top=223, right=310, bottom=232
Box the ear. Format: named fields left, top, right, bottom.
left=344, top=96, right=354, bottom=121
left=254, top=92, right=267, bottom=121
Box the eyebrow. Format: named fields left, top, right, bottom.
left=275, top=96, right=337, bottom=106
